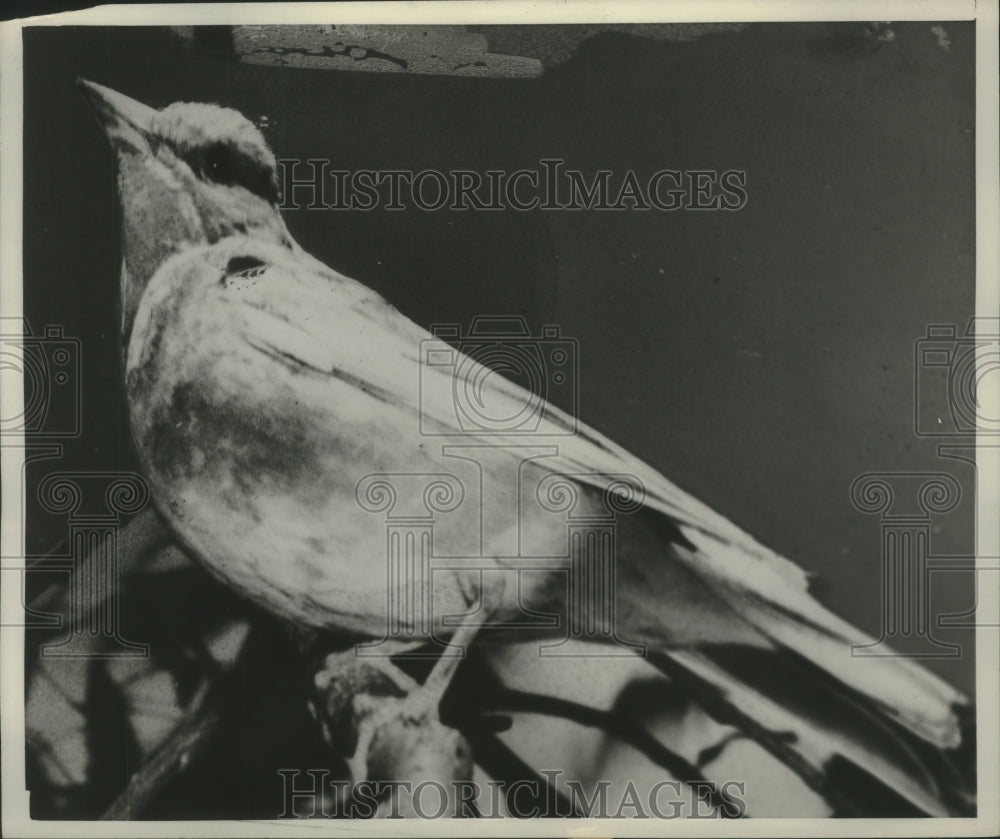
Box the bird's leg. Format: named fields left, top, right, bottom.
left=416, top=570, right=508, bottom=709
left=310, top=572, right=506, bottom=808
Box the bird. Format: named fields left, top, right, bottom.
left=79, top=78, right=973, bottom=817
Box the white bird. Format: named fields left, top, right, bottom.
left=79, top=78, right=973, bottom=817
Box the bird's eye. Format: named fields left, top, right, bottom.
left=202, top=143, right=235, bottom=185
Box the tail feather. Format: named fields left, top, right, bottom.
left=674, top=527, right=968, bottom=750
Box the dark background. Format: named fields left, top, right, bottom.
left=22, top=21, right=976, bottom=706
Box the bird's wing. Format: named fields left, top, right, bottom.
left=214, top=237, right=968, bottom=727
left=138, top=237, right=971, bottom=813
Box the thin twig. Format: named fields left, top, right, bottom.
left=649, top=651, right=863, bottom=816
left=28, top=509, right=172, bottom=617
left=456, top=686, right=738, bottom=816
left=101, top=691, right=224, bottom=820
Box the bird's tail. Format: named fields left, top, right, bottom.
left=643, top=529, right=975, bottom=816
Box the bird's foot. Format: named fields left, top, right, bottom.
left=310, top=648, right=418, bottom=754
left=311, top=642, right=474, bottom=794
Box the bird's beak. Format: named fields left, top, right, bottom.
left=78, top=78, right=158, bottom=156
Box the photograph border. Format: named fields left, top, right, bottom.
left=2, top=1, right=997, bottom=836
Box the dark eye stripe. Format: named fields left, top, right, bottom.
left=191, top=141, right=279, bottom=205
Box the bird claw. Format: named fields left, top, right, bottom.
left=312, top=649, right=418, bottom=757
left=311, top=647, right=474, bottom=798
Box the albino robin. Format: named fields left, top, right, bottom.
left=80, top=79, right=972, bottom=815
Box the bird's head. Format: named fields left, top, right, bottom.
left=79, top=79, right=292, bottom=343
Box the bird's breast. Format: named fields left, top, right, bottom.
left=123, top=246, right=468, bottom=633
left=123, top=238, right=595, bottom=638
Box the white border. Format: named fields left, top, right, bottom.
left=1, top=2, right=997, bottom=837
left=0, top=0, right=988, bottom=25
